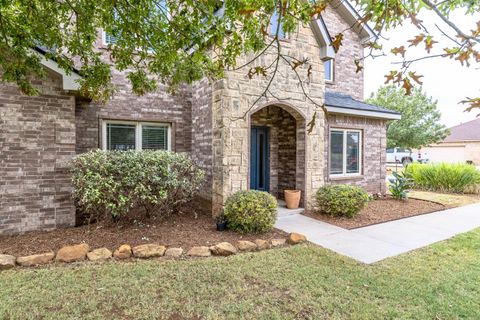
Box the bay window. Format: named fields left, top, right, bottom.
left=102, top=121, right=171, bottom=151
left=329, top=129, right=362, bottom=176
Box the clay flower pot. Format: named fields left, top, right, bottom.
left=284, top=190, right=301, bottom=209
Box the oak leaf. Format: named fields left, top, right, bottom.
left=354, top=59, right=363, bottom=73
left=455, top=51, right=470, bottom=66
left=424, top=36, right=438, bottom=54
left=310, top=3, right=327, bottom=17
left=409, top=13, right=423, bottom=29
left=331, top=33, right=344, bottom=53
left=391, top=46, right=406, bottom=58
left=402, top=78, right=413, bottom=95
left=384, top=70, right=398, bottom=84
left=307, top=111, right=317, bottom=134
left=407, top=34, right=425, bottom=47
left=408, top=71, right=423, bottom=85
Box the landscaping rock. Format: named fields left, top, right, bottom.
left=210, top=242, right=237, bottom=256
left=0, top=254, right=16, bottom=270
left=16, top=252, right=54, bottom=267
left=165, top=248, right=183, bottom=258
left=87, top=248, right=112, bottom=262
left=132, top=244, right=166, bottom=258
left=186, top=246, right=211, bottom=257
left=287, top=233, right=307, bottom=245
left=56, top=243, right=89, bottom=263
left=114, top=244, right=132, bottom=259
left=236, top=240, right=257, bottom=252
left=271, top=238, right=286, bottom=247
left=254, top=239, right=271, bottom=250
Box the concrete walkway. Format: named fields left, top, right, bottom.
left=275, top=202, right=480, bottom=264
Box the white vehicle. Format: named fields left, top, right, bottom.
left=386, top=147, right=429, bottom=165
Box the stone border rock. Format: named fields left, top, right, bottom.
left=0, top=233, right=307, bottom=270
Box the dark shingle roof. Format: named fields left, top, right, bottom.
left=444, top=118, right=480, bottom=142
left=325, top=91, right=400, bottom=116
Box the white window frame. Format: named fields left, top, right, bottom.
left=102, top=120, right=171, bottom=151
left=324, top=59, right=334, bottom=82
left=329, top=128, right=362, bottom=177
left=102, top=30, right=116, bottom=46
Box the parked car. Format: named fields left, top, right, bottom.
left=386, top=148, right=429, bottom=165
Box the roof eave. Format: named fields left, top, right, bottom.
left=311, top=17, right=336, bottom=60
left=325, top=105, right=402, bottom=120
left=32, top=48, right=82, bottom=91
left=329, top=0, right=377, bottom=42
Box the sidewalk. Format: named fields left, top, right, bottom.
left=275, top=202, right=480, bottom=264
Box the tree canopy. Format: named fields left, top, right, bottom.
left=0, top=0, right=479, bottom=112
left=367, top=86, right=449, bottom=149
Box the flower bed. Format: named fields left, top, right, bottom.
left=305, top=196, right=445, bottom=229
left=0, top=212, right=311, bottom=270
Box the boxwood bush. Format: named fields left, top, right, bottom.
left=224, top=190, right=277, bottom=233
left=70, top=150, right=204, bottom=222
left=316, top=185, right=369, bottom=218
left=405, top=162, right=480, bottom=193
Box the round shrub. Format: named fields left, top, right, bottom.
left=316, top=185, right=369, bottom=218
left=224, top=190, right=277, bottom=233
left=70, top=150, right=205, bottom=222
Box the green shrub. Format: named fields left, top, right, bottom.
left=388, top=171, right=413, bottom=200
left=224, top=190, right=277, bottom=233
left=70, top=150, right=205, bottom=221
left=316, top=185, right=369, bottom=218
left=405, top=162, right=480, bottom=193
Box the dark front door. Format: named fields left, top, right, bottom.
left=250, top=126, right=270, bottom=191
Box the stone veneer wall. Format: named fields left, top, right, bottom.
left=0, top=70, right=76, bottom=235
left=210, top=22, right=326, bottom=214
left=325, top=114, right=387, bottom=194
left=250, top=105, right=298, bottom=200
left=322, top=5, right=365, bottom=101
left=190, top=78, right=214, bottom=207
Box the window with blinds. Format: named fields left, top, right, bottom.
left=106, top=123, right=136, bottom=150
left=103, top=121, right=170, bottom=151
left=142, top=125, right=168, bottom=150
left=104, top=32, right=118, bottom=45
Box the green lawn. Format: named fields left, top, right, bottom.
left=2, top=230, right=480, bottom=320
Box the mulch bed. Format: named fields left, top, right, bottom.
left=304, top=196, right=446, bottom=229
left=0, top=212, right=286, bottom=257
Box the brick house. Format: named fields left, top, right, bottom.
left=0, top=1, right=400, bottom=235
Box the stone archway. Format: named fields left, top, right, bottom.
left=248, top=103, right=306, bottom=207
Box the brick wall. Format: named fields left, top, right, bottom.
left=75, top=35, right=193, bottom=154
left=325, top=114, right=387, bottom=194
left=322, top=5, right=365, bottom=100
left=0, top=70, right=76, bottom=235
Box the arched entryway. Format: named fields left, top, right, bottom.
left=249, top=104, right=306, bottom=207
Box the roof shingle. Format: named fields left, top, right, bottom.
left=444, top=118, right=480, bottom=142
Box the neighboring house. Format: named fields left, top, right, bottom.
left=422, top=118, right=480, bottom=165
left=0, top=0, right=400, bottom=235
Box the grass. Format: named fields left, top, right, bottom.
left=410, top=190, right=480, bottom=208
left=2, top=229, right=480, bottom=319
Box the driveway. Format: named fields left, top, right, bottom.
left=275, top=202, right=480, bottom=263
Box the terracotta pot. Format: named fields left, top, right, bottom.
left=284, top=190, right=301, bottom=209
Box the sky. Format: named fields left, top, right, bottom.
left=364, top=9, right=480, bottom=128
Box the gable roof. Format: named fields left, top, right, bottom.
left=328, top=0, right=376, bottom=41
left=444, top=118, right=480, bottom=142
left=34, top=46, right=82, bottom=91
left=325, top=91, right=401, bottom=120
